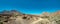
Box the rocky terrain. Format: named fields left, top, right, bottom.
left=0, top=10, right=60, bottom=24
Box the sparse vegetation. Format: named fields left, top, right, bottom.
left=0, top=10, right=60, bottom=24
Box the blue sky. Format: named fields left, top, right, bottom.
left=0, top=0, right=60, bottom=15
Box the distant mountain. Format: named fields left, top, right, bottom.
left=40, top=12, right=49, bottom=16
left=50, top=10, right=60, bottom=16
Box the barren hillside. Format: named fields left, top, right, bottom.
left=0, top=10, right=60, bottom=24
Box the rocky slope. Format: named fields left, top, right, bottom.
left=0, top=10, right=60, bottom=24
